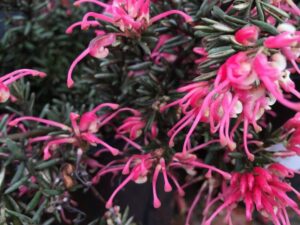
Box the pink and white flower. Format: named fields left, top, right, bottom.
left=203, top=163, right=300, bottom=225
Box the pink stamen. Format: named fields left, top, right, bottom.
left=150, top=10, right=192, bottom=24
left=160, top=158, right=172, bottom=192
left=106, top=172, right=134, bottom=208
left=67, top=48, right=90, bottom=88
left=185, top=183, right=207, bottom=225
left=66, top=21, right=100, bottom=34
left=74, top=0, right=110, bottom=8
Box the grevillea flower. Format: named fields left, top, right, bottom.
left=0, top=69, right=46, bottom=103
left=93, top=145, right=228, bottom=210
left=74, top=0, right=192, bottom=34
left=67, top=0, right=192, bottom=87
left=163, top=51, right=300, bottom=160
left=93, top=151, right=175, bottom=209
left=203, top=163, right=300, bottom=225
left=67, top=33, right=117, bottom=88
left=234, top=25, right=260, bottom=46
left=8, top=103, right=123, bottom=159
left=264, top=23, right=300, bottom=74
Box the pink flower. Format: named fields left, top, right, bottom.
left=235, top=25, right=260, bottom=46
left=9, top=103, right=122, bottom=159
left=100, top=152, right=175, bottom=209
left=74, top=0, right=192, bottom=34
left=67, top=33, right=116, bottom=88
left=0, top=69, right=46, bottom=103
left=203, top=164, right=300, bottom=225
left=163, top=51, right=300, bottom=160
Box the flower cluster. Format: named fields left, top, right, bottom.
left=164, top=24, right=300, bottom=161
left=204, top=164, right=300, bottom=225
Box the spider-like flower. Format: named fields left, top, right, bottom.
left=163, top=51, right=300, bottom=160
left=8, top=103, right=125, bottom=159
left=203, top=163, right=300, bottom=225
left=74, top=0, right=192, bottom=34
left=0, top=69, right=46, bottom=103
left=93, top=149, right=230, bottom=209
left=66, top=0, right=192, bottom=87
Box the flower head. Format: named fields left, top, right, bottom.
left=164, top=51, right=300, bottom=160
left=9, top=103, right=121, bottom=159
left=203, top=163, right=300, bottom=225
left=74, top=0, right=192, bottom=34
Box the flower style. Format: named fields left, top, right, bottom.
left=0, top=69, right=46, bottom=103
left=67, top=33, right=117, bottom=88
left=203, top=163, right=300, bottom=225
left=234, top=25, right=260, bottom=46
left=8, top=103, right=122, bottom=159
left=74, top=0, right=192, bottom=34
left=264, top=23, right=300, bottom=74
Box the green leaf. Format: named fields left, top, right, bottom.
left=26, top=191, right=42, bottom=212
left=35, top=158, right=61, bottom=170
left=4, top=176, right=27, bottom=194
left=32, top=199, right=48, bottom=222
left=250, top=19, right=278, bottom=35
left=255, top=0, right=265, bottom=21
left=10, top=162, right=25, bottom=185
left=260, top=1, right=289, bottom=19
left=128, top=62, right=152, bottom=71
left=5, top=209, right=32, bottom=222
left=0, top=165, right=5, bottom=190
